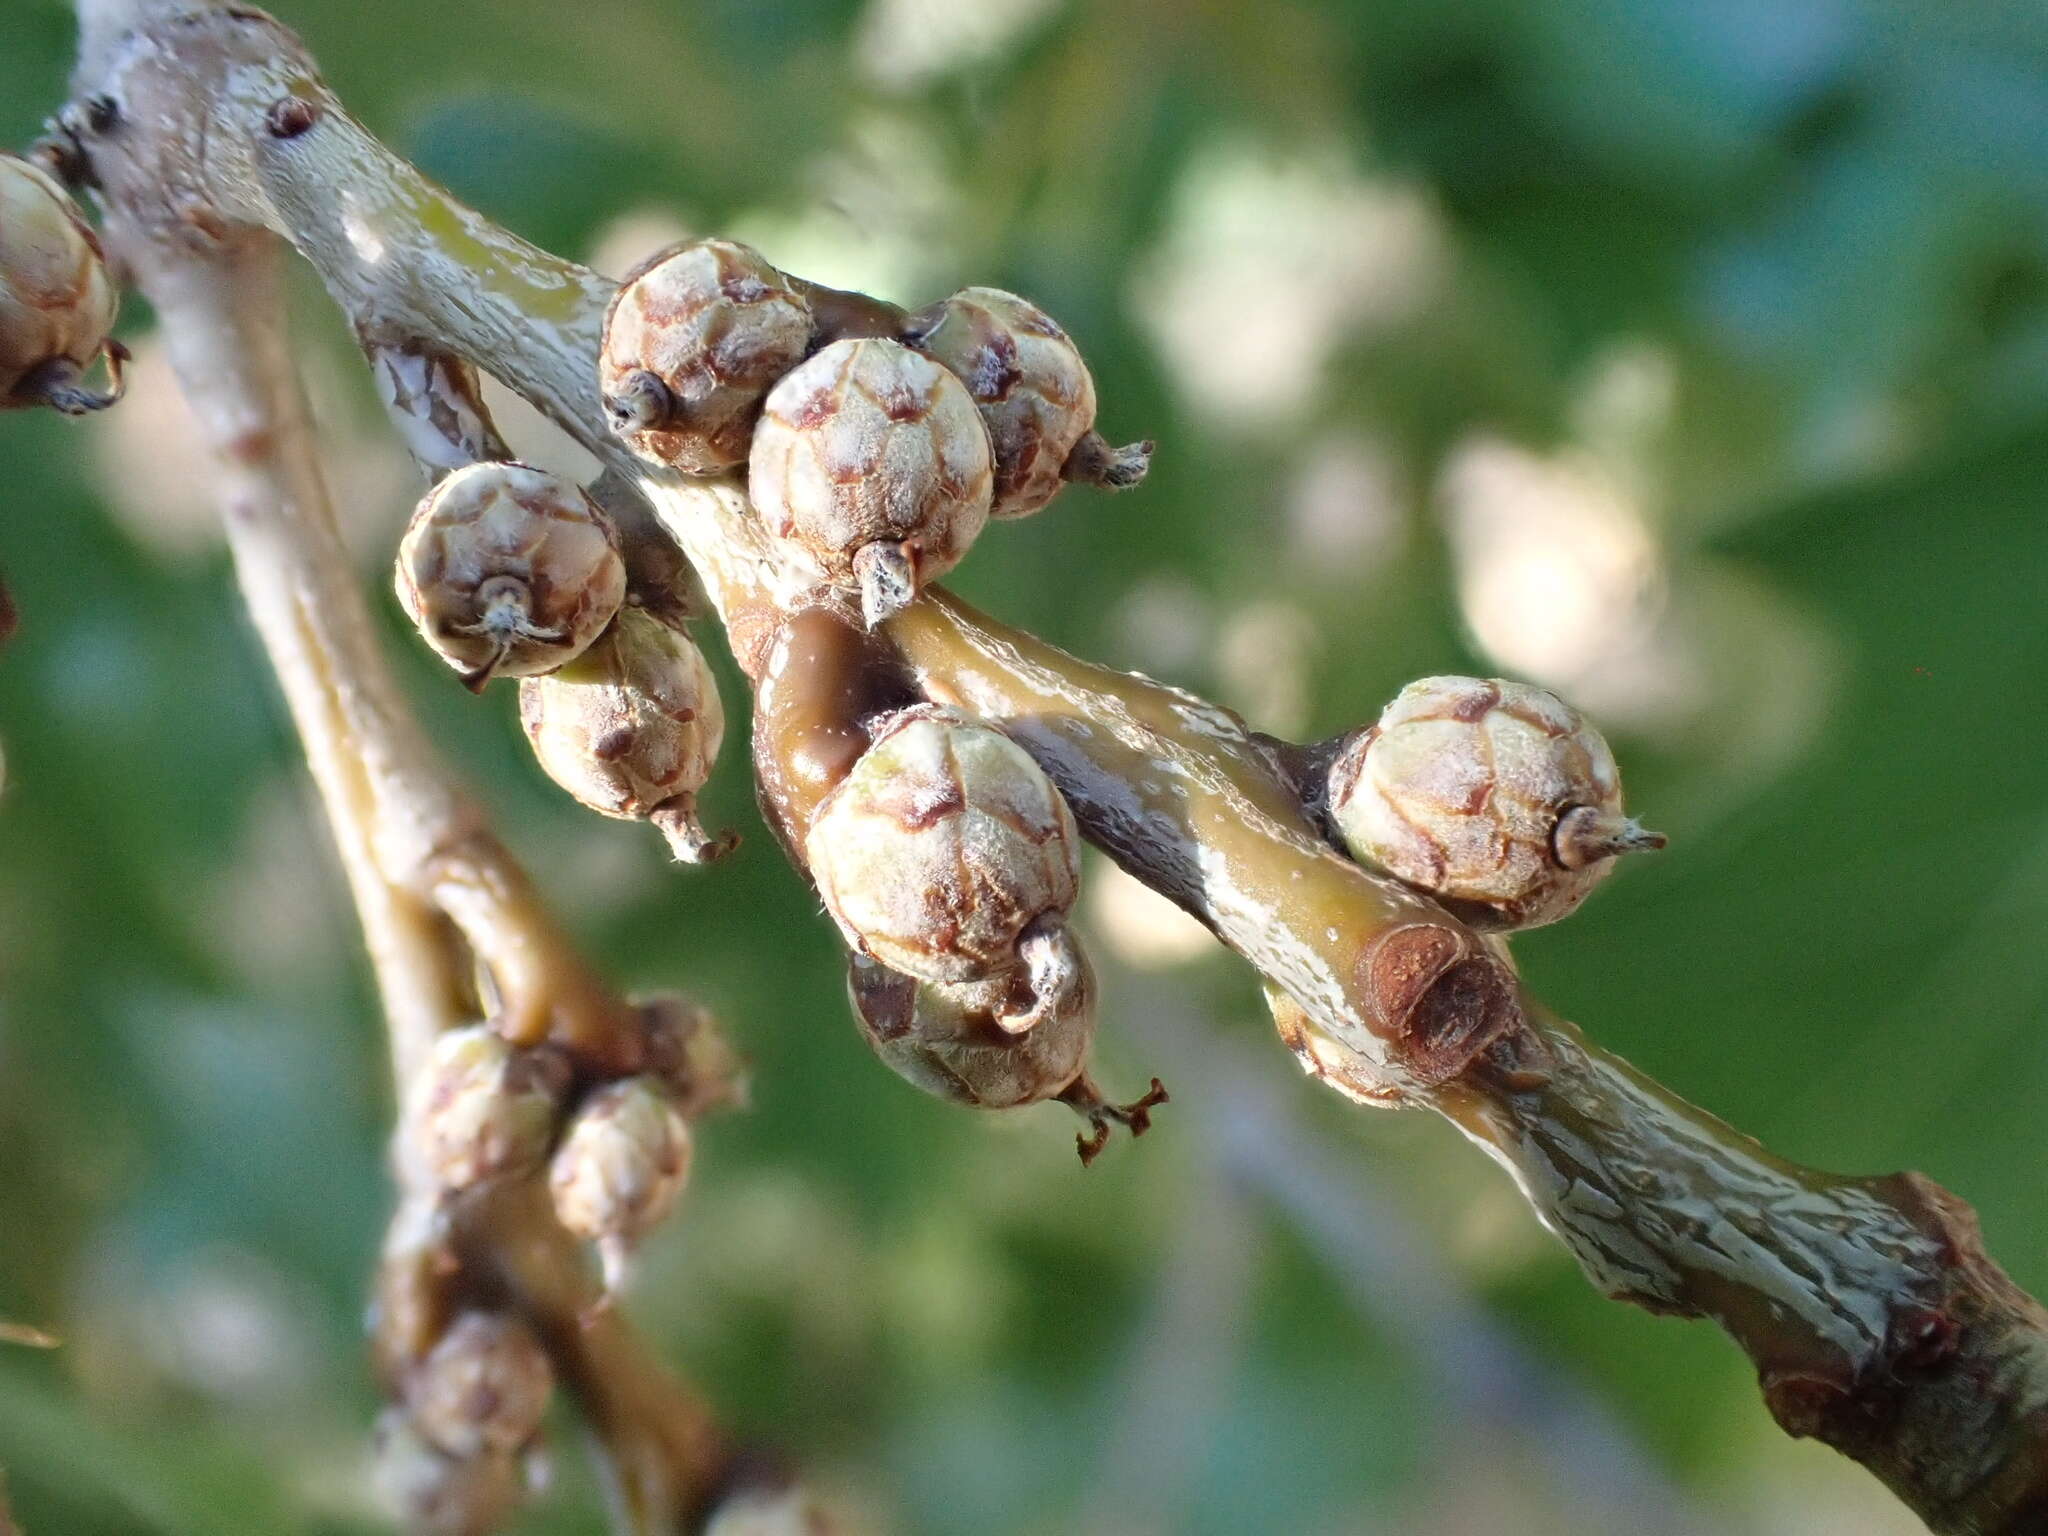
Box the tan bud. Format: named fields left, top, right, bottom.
left=1326, top=675, right=1665, bottom=930
left=905, top=286, right=1149, bottom=518
left=371, top=1408, right=525, bottom=1536
left=412, top=1025, right=567, bottom=1191
left=0, top=153, right=122, bottom=414
left=518, top=608, right=733, bottom=862
left=632, top=993, right=747, bottom=1117
left=601, top=240, right=813, bottom=473
left=408, top=1311, right=554, bottom=1460
left=848, top=949, right=1163, bottom=1163
left=394, top=461, right=626, bottom=691
left=846, top=953, right=1093, bottom=1112
left=806, top=706, right=1081, bottom=1003
left=549, top=1077, right=692, bottom=1291
left=749, top=339, right=993, bottom=628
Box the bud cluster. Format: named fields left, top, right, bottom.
left=410, top=1002, right=725, bottom=1300
left=793, top=704, right=1160, bottom=1159
left=389, top=458, right=734, bottom=860
left=599, top=239, right=1152, bottom=628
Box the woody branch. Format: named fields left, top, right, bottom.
left=54, top=2, right=2048, bottom=1532
left=58, top=3, right=798, bottom=1534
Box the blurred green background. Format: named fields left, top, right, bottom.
left=4, top=0, right=2047, bottom=1531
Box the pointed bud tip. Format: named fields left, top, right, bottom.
left=855, top=541, right=916, bottom=630
left=1064, top=431, right=1153, bottom=490
left=1554, top=808, right=1668, bottom=869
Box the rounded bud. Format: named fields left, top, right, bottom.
left=749, top=339, right=993, bottom=628
left=847, top=953, right=1093, bottom=1112
left=847, top=952, right=1164, bottom=1163
left=408, top=1311, right=554, bottom=1460
left=806, top=706, right=1081, bottom=1003
left=632, top=992, right=746, bottom=1116
left=905, top=286, right=1150, bottom=519
left=549, top=1077, right=693, bottom=1292
left=601, top=239, right=814, bottom=473
left=371, top=1408, right=525, bottom=1536
left=395, top=462, right=626, bottom=691
left=1, top=153, right=123, bottom=414
left=412, top=1024, right=568, bottom=1191
left=519, top=607, right=733, bottom=862
left=1327, top=675, right=1666, bottom=930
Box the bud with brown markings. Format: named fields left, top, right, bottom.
left=1, top=153, right=122, bottom=415
left=413, top=1024, right=567, bottom=1191
left=519, top=608, right=733, bottom=862
left=749, top=339, right=993, bottom=629
left=806, top=706, right=1082, bottom=1032
left=847, top=952, right=1165, bottom=1163
left=601, top=239, right=813, bottom=473
left=407, top=1311, right=554, bottom=1460
left=1327, top=675, right=1664, bottom=930
left=905, top=286, right=1150, bottom=518
left=846, top=953, right=1092, bottom=1111
left=549, top=1076, right=693, bottom=1292
left=395, top=462, right=625, bottom=691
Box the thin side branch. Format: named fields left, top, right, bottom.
left=66, top=4, right=749, bottom=1529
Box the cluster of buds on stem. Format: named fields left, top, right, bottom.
left=1, top=152, right=125, bottom=415
left=392, top=460, right=737, bottom=861
left=600, top=239, right=1151, bottom=628
left=783, top=701, right=1161, bottom=1160
left=372, top=997, right=737, bottom=1524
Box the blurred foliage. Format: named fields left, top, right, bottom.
left=5, top=0, right=2048, bottom=1532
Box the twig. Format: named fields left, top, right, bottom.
left=64, top=3, right=751, bottom=1529
left=56, top=1, right=2048, bottom=1528
left=1178, top=1016, right=1723, bottom=1536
